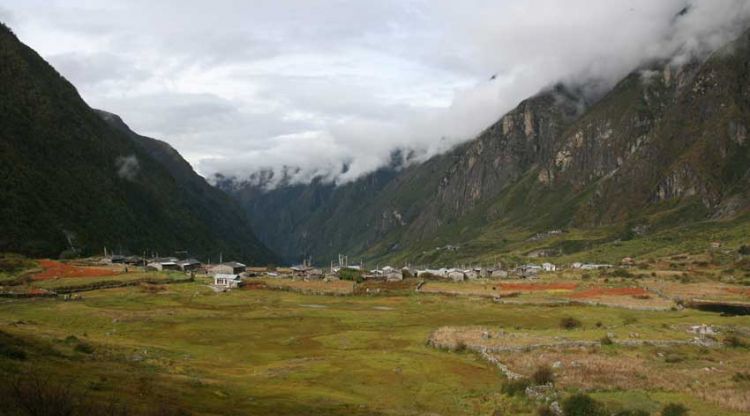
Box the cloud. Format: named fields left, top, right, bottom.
left=0, top=6, right=15, bottom=26
left=4, top=0, right=750, bottom=187
left=48, top=51, right=149, bottom=87
left=115, top=155, right=140, bottom=181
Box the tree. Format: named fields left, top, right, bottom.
left=532, top=365, right=554, bottom=385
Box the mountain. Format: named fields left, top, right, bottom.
left=225, top=29, right=750, bottom=266
left=0, top=23, right=278, bottom=264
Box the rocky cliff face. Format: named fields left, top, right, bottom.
left=226, top=30, right=750, bottom=265
left=223, top=85, right=588, bottom=262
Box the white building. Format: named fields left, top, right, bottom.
left=213, top=274, right=241, bottom=288
left=542, top=263, right=557, bottom=272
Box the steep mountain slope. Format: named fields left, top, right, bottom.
left=224, top=85, right=589, bottom=263
left=227, top=29, right=750, bottom=266
left=0, top=23, right=277, bottom=263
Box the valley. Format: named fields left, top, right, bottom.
left=1, top=253, right=750, bottom=415
left=2, top=3, right=750, bottom=415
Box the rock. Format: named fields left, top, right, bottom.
left=550, top=401, right=564, bottom=416
left=552, top=361, right=563, bottom=369
left=525, top=383, right=557, bottom=402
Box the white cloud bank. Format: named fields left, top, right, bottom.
left=4, top=0, right=750, bottom=187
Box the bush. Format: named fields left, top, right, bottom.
left=537, top=405, right=555, bottom=416
left=611, top=269, right=634, bottom=278
left=0, top=344, right=26, bottom=360
left=623, top=316, right=638, bottom=325
left=337, top=268, right=364, bottom=283
left=723, top=334, right=748, bottom=348
left=600, top=335, right=614, bottom=345
left=531, top=365, right=554, bottom=385
left=562, top=393, right=606, bottom=416
left=74, top=342, right=94, bottom=354
left=732, top=372, right=750, bottom=383
left=560, top=317, right=582, bottom=330
left=664, top=353, right=684, bottom=363
left=501, top=378, right=531, bottom=397
left=661, top=403, right=688, bottom=416
left=739, top=245, right=750, bottom=256
left=402, top=269, right=413, bottom=279
left=140, top=283, right=167, bottom=293
left=0, top=253, right=35, bottom=274
left=736, top=258, right=750, bottom=272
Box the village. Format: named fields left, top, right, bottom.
left=106, top=252, right=623, bottom=290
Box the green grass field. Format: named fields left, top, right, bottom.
left=2, top=277, right=749, bottom=415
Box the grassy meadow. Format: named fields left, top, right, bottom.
left=1, top=271, right=750, bottom=415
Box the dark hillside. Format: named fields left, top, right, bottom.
left=0, top=23, right=277, bottom=263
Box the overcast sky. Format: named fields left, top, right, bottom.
left=2, top=1, right=750, bottom=186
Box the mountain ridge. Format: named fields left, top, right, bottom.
left=0, top=22, right=278, bottom=263
left=225, top=30, right=750, bottom=266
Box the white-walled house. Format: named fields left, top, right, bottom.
left=213, top=274, right=241, bottom=288
left=542, top=263, right=557, bottom=272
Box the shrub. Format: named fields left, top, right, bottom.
left=531, top=365, right=555, bottom=385
left=74, top=342, right=94, bottom=354
left=661, top=403, right=688, bottom=416
left=732, top=372, right=750, bottom=383
left=501, top=378, right=531, bottom=397
left=337, top=268, right=364, bottom=283
left=0, top=253, right=35, bottom=274
left=0, top=344, right=26, bottom=360
left=140, top=283, right=167, bottom=293
left=537, top=405, right=555, bottom=416
left=2, top=374, right=77, bottom=416
left=723, top=334, right=748, bottom=348
left=736, top=258, right=750, bottom=272
left=739, top=245, right=750, bottom=255
left=560, top=317, right=582, bottom=330
left=623, top=316, right=638, bottom=325
left=600, top=335, right=613, bottom=345
left=664, top=353, right=684, bottom=363
left=562, top=393, right=606, bottom=416
left=611, top=269, right=634, bottom=278
left=401, top=269, right=412, bottom=279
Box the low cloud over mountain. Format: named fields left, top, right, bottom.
left=6, top=0, right=750, bottom=187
